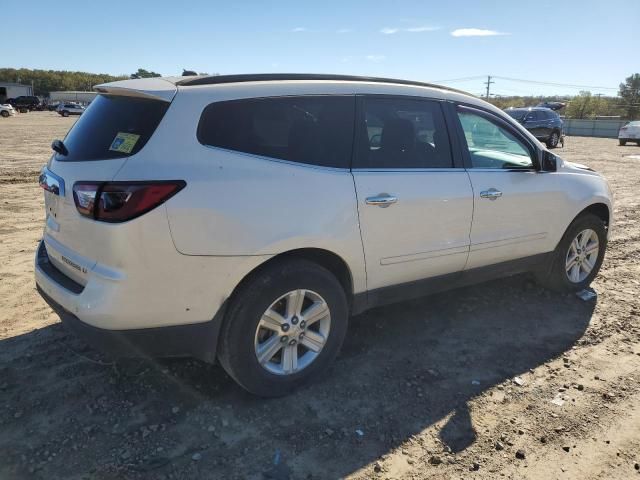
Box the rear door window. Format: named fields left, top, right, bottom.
left=354, top=97, right=453, bottom=169
left=197, top=96, right=355, bottom=168
left=56, top=95, right=169, bottom=162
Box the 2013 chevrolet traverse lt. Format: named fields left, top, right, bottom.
left=36, top=74, right=612, bottom=396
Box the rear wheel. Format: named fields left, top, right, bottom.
left=535, top=213, right=607, bottom=292
left=546, top=131, right=560, bottom=149
left=0, top=110, right=8, bottom=118
left=62, top=110, right=69, bottom=117
left=619, top=139, right=626, bottom=146
left=217, top=259, right=348, bottom=397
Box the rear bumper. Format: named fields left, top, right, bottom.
left=37, top=284, right=223, bottom=363
left=34, top=237, right=233, bottom=362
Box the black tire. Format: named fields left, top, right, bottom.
left=619, top=139, right=626, bottom=146
left=546, top=130, right=560, bottom=149
left=0, top=110, right=8, bottom=118
left=636, top=141, right=640, bottom=146
left=217, top=259, right=349, bottom=397
left=535, top=213, right=607, bottom=292
left=62, top=111, right=69, bottom=117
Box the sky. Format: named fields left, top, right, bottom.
left=5, top=0, right=638, bottom=97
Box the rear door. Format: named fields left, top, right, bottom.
left=352, top=96, right=473, bottom=292
left=42, top=93, right=171, bottom=284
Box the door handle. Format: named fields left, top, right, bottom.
left=365, top=193, right=398, bottom=207
left=480, top=188, right=503, bottom=200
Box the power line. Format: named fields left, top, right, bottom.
left=430, top=75, right=486, bottom=83
left=493, top=76, right=618, bottom=91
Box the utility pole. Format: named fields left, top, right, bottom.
left=484, top=75, right=494, bottom=100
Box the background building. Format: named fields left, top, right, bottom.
left=0, top=82, right=34, bottom=102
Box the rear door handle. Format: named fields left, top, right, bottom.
left=365, top=194, right=398, bottom=207
left=480, top=188, right=503, bottom=200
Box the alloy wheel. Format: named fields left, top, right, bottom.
left=254, top=289, right=331, bottom=375
left=565, top=229, right=599, bottom=283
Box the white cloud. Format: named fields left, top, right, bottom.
left=365, top=55, right=386, bottom=62
left=405, top=26, right=440, bottom=32
left=291, top=27, right=307, bottom=32
left=450, top=28, right=509, bottom=37
left=381, top=26, right=439, bottom=34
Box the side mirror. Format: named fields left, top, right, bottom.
left=540, top=150, right=557, bottom=172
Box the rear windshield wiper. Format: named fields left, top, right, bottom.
left=51, top=139, right=68, bottom=156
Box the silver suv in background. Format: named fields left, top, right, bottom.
left=56, top=103, right=85, bottom=117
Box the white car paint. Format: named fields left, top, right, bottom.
left=0, top=103, right=16, bottom=117
left=619, top=121, right=640, bottom=143
left=35, top=76, right=613, bottom=338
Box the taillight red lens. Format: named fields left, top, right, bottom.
left=72, top=181, right=185, bottom=222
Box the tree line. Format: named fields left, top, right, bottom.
left=487, top=73, right=639, bottom=120
left=2, top=68, right=638, bottom=119
left=0, top=68, right=128, bottom=96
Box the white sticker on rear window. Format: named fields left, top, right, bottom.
left=109, top=132, right=140, bottom=154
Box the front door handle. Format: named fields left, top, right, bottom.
left=365, top=193, right=398, bottom=207
left=480, top=188, right=503, bottom=200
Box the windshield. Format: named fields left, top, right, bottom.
left=55, top=94, right=169, bottom=162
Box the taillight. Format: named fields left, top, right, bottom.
left=72, top=181, right=185, bottom=222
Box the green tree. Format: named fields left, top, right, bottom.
left=130, top=68, right=161, bottom=79
left=0, top=68, right=127, bottom=96
left=619, top=73, right=640, bottom=120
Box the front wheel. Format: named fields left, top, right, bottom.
left=535, top=213, right=607, bottom=292
left=619, top=139, right=626, bottom=146
left=62, top=110, right=69, bottom=117
left=0, top=110, right=8, bottom=118
left=546, top=131, right=560, bottom=149
left=217, top=259, right=349, bottom=397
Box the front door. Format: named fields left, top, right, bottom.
left=454, top=105, right=561, bottom=269
left=352, top=96, right=474, bottom=292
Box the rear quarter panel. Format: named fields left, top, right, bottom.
left=113, top=85, right=367, bottom=294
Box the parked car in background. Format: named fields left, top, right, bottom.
left=0, top=103, right=16, bottom=117
left=56, top=103, right=85, bottom=117
left=618, top=121, right=640, bottom=146
left=36, top=74, right=612, bottom=396
left=9, top=95, right=42, bottom=112
left=504, top=107, right=564, bottom=149
left=536, top=101, right=566, bottom=111
left=47, top=102, right=61, bottom=111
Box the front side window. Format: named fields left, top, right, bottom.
left=354, top=97, right=453, bottom=169
left=457, top=107, right=534, bottom=169
left=197, top=96, right=355, bottom=168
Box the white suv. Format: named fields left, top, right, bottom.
left=36, top=74, right=613, bottom=396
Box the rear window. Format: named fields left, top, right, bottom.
left=197, top=96, right=355, bottom=168
left=56, top=95, right=169, bottom=162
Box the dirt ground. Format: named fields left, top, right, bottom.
left=1, top=112, right=639, bottom=480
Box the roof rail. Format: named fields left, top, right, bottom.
left=176, top=73, right=471, bottom=95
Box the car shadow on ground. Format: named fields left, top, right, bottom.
left=0, top=275, right=595, bottom=479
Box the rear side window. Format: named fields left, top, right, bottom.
left=354, top=97, right=453, bottom=169
left=197, top=96, right=355, bottom=168
left=56, top=95, right=169, bottom=162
